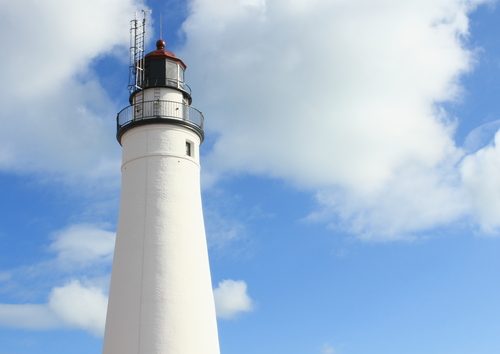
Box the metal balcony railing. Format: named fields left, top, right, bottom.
left=117, top=100, right=204, bottom=133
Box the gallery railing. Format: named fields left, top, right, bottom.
left=117, top=99, right=204, bottom=131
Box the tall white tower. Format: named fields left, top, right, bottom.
left=102, top=19, right=220, bottom=354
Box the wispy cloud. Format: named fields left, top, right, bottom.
left=460, top=130, right=500, bottom=233
left=49, top=224, right=116, bottom=269
left=321, top=343, right=337, bottom=354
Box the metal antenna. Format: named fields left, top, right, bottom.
left=160, top=12, right=163, bottom=40
left=128, top=10, right=151, bottom=93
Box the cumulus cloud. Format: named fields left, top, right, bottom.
left=303, top=146, right=471, bottom=240
left=0, top=0, right=147, bottom=183
left=1, top=0, right=497, bottom=240
left=213, top=279, right=255, bottom=319
left=0, top=224, right=113, bottom=336
left=0, top=276, right=256, bottom=335
left=0, top=280, right=108, bottom=336
left=1, top=224, right=257, bottom=334
left=48, top=280, right=108, bottom=336
left=179, top=0, right=499, bottom=238
left=0, top=278, right=256, bottom=334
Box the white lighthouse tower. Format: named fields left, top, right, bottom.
left=102, top=15, right=220, bottom=354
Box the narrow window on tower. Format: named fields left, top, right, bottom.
left=186, top=141, right=192, bottom=157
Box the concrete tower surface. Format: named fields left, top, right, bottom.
left=102, top=38, right=220, bottom=354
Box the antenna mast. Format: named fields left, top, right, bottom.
left=160, top=12, right=163, bottom=40
left=128, top=10, right=150, bottom=93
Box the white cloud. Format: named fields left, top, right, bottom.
left=0, top=278, right=256, bottom=335
left=460, top=130, right=500, bottom=234
left=0, top=280, right=108, bottom=337
left=0, top=274, right=255, bottom=335
left=49, top=224, right=116, bottom=269
left=0, top=0, right=147, bottom=184
left=0, top=224, right=114, bottom=336
left=306, top=154, right=469, bottom=240
left=179, top=0, right=499, bottom=238
left=1, top=0, right=498, bottom=241
left=0, top=224, right=256, bottom=334
left=213, top=279, right=255, bottom=319
left=48, top=280, right=108, bottom=336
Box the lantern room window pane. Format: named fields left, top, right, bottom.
left=179, top=68, right=185, bottom=82
left=165, top=61, right=177, bottom=80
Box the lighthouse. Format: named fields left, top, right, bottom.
left=102, top=15, right=220, bottom=354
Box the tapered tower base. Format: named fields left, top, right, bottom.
left=102, top=124, right=220, bottom=354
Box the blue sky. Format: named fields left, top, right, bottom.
left=1, top=0, right=500, bottom=353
